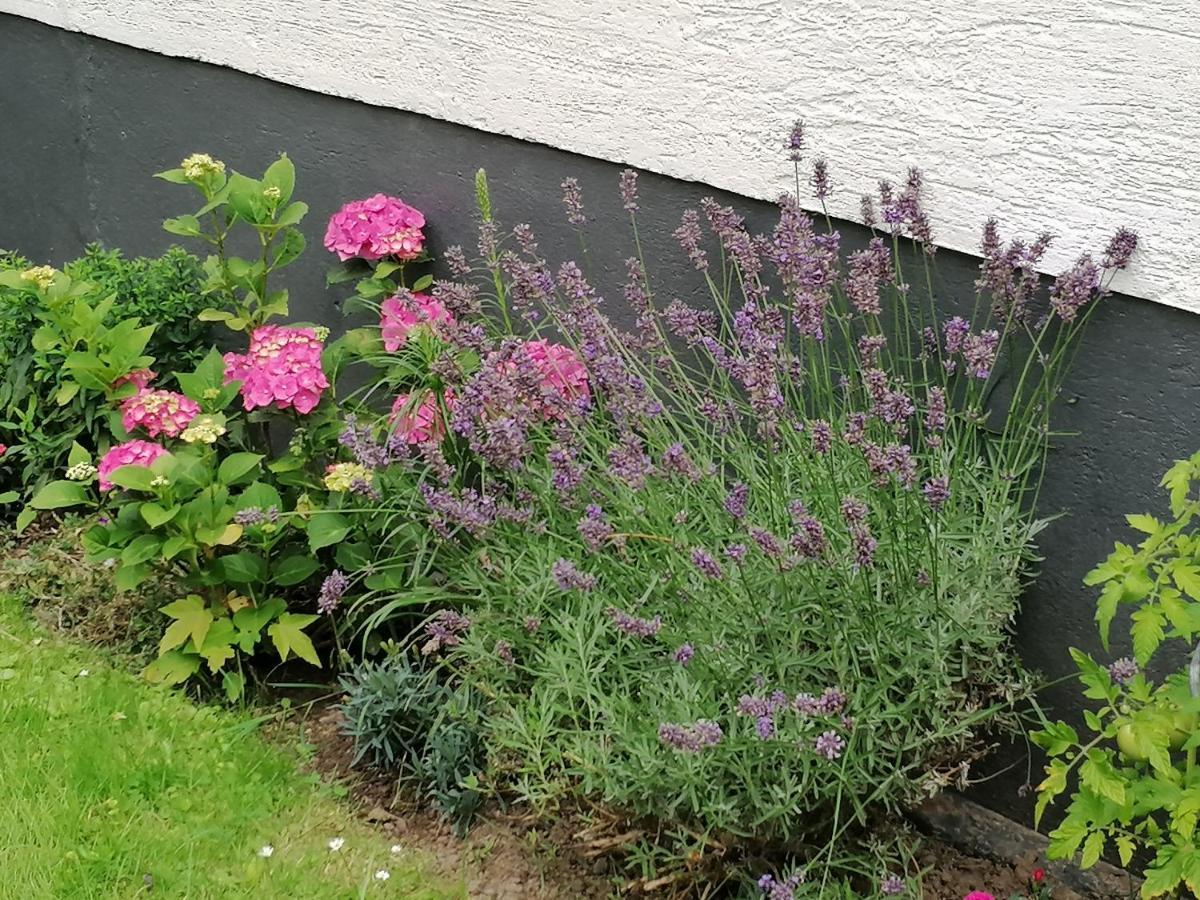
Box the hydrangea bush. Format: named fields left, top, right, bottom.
left=321, top=130, right=1136, bottom=890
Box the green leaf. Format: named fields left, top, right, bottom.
left=15, top=507, right=36, bottom=534
left=144, top=650, right=201, bottom=685
left=0, top=491, right=18, bottom=505
left=223, top=670, right=246, bottom=702
left=158, top=595, right=213, bottom=654
left=272, top=555, right=321, bottom=587
left=1131, top=604, right=1167, bottom=666
left=274, top=201, right=308, bottom=227
left=1115, top=834, right=1135, bottom=867
left=1126, top=513, right=1160, bottom=535
left=1080, top=830, right=1105, bottom=868
left=1080, top=752, right=1126, bottom=806
left=1175, top=564, right=1200, bottom=602
left=1035, top=758, right=1069, bottom=828
left=67, top=442, right=90, bottom=467
left=113, top=563, right=150, bottom=592
left=236, top=481, right=283, bottom=513
left=217, top=452, right=263, bottom=486
left=163, top=214, right=203, bottom=237
left=198, top=617, right=237, bottom=672
left=268, top=613, right=321, bottom=666
left=29, top=480, right=90, bottom=510
left=412, top=273, right=434, bottom=292
left=153, top=167, right=191, bottom=184
left=215, top=552, right=267, bottom=584
left=1141, top=852, right=1186, bottom=898
left=262, top=154, right=295, bottom=204
left=308, top=512, right=350, bottom=552
left=121, top=534, right=162, bottom=566
left=140, top=502, right=179, bottom=529
left=197, top=308, right=234, bottom=322
left=107, top=464, right=158, bottom=492
left=1162, top=457, right=1195, bottom=517
left=162, top=535, right=190, bottom=560
left=1096, top=581, right=1122, bottom=650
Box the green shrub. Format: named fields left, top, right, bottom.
left=1034, top=450, right=1200, bottom=899
left=0, top=244, right=210, bottom=499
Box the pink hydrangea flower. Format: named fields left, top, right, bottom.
left=390, top=390, right=454, bottom=444
left=223, top=325, right=329, bottom=415
left=521, top=339, right=590, bottom=417
left=380, top=292, right=455, bottom=352
left=112, top=368, right=157, bottom=393
left=120, top=389, right=200, bottom=439
left=98, top=439, right=168, bottom=491
left=324, top=194, right=426, bottom=262
left=963, top=893, right=996, bottom=900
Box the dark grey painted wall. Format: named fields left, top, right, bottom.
left=3, top=13, right=1198, bottom=828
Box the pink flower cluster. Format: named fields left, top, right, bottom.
left=380, top=292, right=455, bottom=352
left=521, top=339, right=590, bottom=417
left=324, top=194, right=426, bottom=262
left=390, top=390, right=454, bottom=444
left=98, top=439, right=168, bottom=491
left=111, top=368, right=157, bottom=393
left=224, top=325, right=329, bottom=414
left=120, top=389, right=200, bottom=439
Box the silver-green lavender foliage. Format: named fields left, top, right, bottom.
left=353, top=156, right=1134, bottom=876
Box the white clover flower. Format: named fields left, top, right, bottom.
left=389, top=844, right=404, bottom=855
left=327, top=837, right=345, bottom=852
left=66, top=463, right=97, bottom=481
left=258, top=845, right=274, bottom=858
left=77, top=668, right=89, bottom=677
left=374, top=870, right=390, bottom=881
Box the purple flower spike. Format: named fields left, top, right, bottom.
left=317, top=570, right=349, bottom=614
left=1108, top=656, right=1138, bottom=685
left=814, top=730, right=846, bottom=760
left=619, top=169, right=639, bottom=212
left=922, top=475, right=951, bottom=509
left=561, top=177, right=585, bottom=226
left=673, top=643, right=694, bottom=665
left=691, top=547, right=725, bottom=580
left=881, top=874, right=906, bottom=895
left=1102, top=227, right=1138, bottom=270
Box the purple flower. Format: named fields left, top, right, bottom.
left=757, top=871, right=804, bottom=900
left=422, top=609, right=471, bottom=654
left=942, top=316, right=970, bottom=360
left=814, top=730, right=846, bottom=760
left=1050, top=254, right=1101, bottom=323
left=607, top=607, right=662, bottom=638
left=659, top=719, right=723, bottom=752
left=810, top=419, right=832, bottom=454
left=925, top=386, right=947, bottom=445
left=523, top=616, right=541, bottom=633
left=810, top=157, right=831, bottom=201
left=857, top=334, right=887, bottom=365
left=660, top=443, right=700, bottom=480
left=840, top=496, right=869, bottom=525
left=881, top=874, right=906, bottom=895
left=750, top=527, right=784, bottom=559
left=922, top=475, right=951, bottom=509
left=234, top=507, right=266, bottom=526
left=578, top=504, right=613, bottom=552
left=691, top=547, right=725, bottom=580
left=608, top=433, right=653, bottom=489
left=755, top=715, right=776, bottom=740
left=1102, top=227, right=1138, bottom=270
left=771, top=194, right=839, bottom=341
left=725, top=543, right=748, bottom=564
left=317, top=570, right=349, bottom=614
left=673, top=210, right=709, bottom=271
left=819, top=686, right=847, bottom=714
left=737, top=694, right=771, bottom=717
left=790, top=515, right=828, bottom=560
left=673, top=643, right=694, bottom=665
left=495, top=639, right=515, bottom=666
left=793, top=693, right=822, bottom=716
left=860, top=194, right=877, bottom=228
left=619, top=168, right=639, bottom=212
left=1108, top=656, right=1138, bottom=686
left=561, top=177, right=585, bottom=226
left=845, top=239, right=891, bottom=316
left=785, top=119, right=805, bottom=161
left=724, top=482, right=749, bottom=519
left=963, top=329, right=1000, bottom=379
left=443, top=244, right=471, bottom=277
left=850, top=526, right=877, bottom=570
left=552, top=558, right=596, bottom=592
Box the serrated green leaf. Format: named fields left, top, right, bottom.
left=198, top=617, right=237, bottom=672
left=159, top=595, right=212, bottom=655
left=1131, top=604, right=1167, bottom=666
left=267, top=613, right=320, bottom=666
left=1127, top=513, right=1160, bottom=535
left=144, top=650, right=201, bottom=685
left=1080, top=830, right=1105, bottom=868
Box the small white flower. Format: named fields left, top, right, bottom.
left=327, top=837, right=345, bottom=852
left=374, top=869, right=390, bottom=881
left=77, top=668, right=90, bottom=677
left=257, top=845, right=274, bottom=858
left=389, top=844, right=404, bottom=855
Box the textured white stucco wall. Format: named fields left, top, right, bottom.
left=6, top=0, right=1198, bottom=311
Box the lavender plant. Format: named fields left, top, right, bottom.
left=327, top=129, right=1136, bottom=889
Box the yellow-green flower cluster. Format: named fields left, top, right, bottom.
left=20, top=265, right=56, bottom=290
left=181, top=153, right=226, bottom=181
left=324, top=462, right=373, bottom=493
left=180, top=414, right=227, bottom=445
left=263, top=185, right=282, bottom=201
left=65, top=462, right=97, bottom=481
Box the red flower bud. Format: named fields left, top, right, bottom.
left=1032, top=867, right=1046, bottom=883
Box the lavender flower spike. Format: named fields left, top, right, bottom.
left=619, top=168, right=639, bottom=212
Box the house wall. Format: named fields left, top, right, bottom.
left=3, top=0, right=1199, bottom=311
left=2, top=11, right=1199, bottom=829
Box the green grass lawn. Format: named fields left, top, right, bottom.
left=0, top=594, right=457, bottom=899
